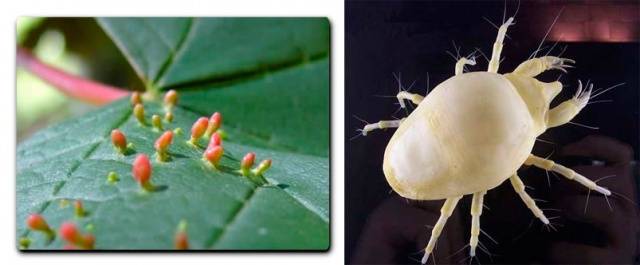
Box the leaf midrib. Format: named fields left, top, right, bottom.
left=151, top=17, right=195, bottom=88
left=205, top=184, right=259, bottom=248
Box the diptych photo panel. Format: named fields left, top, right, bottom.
left=346, top=0, right=638, bottom=264
left=10, top=0, right=640, bottom=264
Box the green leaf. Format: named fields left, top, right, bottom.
left=17, top=17, right=329, bottom=250
left=97, top=18, right=329, bottom=89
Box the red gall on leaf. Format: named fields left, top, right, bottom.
left=60, top=222, right=94, bottom=250
left=252, top=159, right=272, bottom=176
left=155, top=131, right=174, bottom=162
left=74, top=200, right=86, bottom=218
left=130, top=92, right=142, bottom=106
left=203, top=146, right=224, bottom=167
left=27, top=213, right=55, bottom=242
left=133, top=103, right=146, bottom=125
left=164, top=89, right=178, bottom=107
left=155, top=131, right=174, bottom=151
left=205, top=112, right=222, bottom=137
left=132, top=154, right=153, bottom=191
left=111, top=129, right=127, bottom=153
left=240, top=152, right=256, bottom=176
left=60, top=222, right=80, bottom=243
left=174, top=220, right=189, bottom=250
left=27, top=214, right=52, bottom=232
left=189, top=117, right=208, bottom=146
left=208, top=132, right=222, bottom=149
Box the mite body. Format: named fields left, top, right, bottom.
left=384, top=72, right=536, bottom=200
left=359, top=16, right=611, bottom=263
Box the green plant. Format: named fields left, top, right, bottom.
left=17, top=17, right=330, bottom=250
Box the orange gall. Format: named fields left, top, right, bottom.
left=204, top=146, right=224, bottom=167
left=208, top=132, right=222, bottom=148
left=60, top=222, right=81, bottom=245
left=240, top=152, right=255, bottom=176
left=111, top=129, right=127, bottom=153
left=130, top=92, right=142, bottom=106
left=132, top=154, right=152, bottom=190
left=189, top=117, right=208, bottom=145
left=27, top=214, right=50, bottom=232
left=155, top=131, right=174, bottom=152
left=205, top=112, right=222, bottom=136
left=155, top=131, right=174, bottom=162
left=60, top=222, right=94, bottom=250
left=164, top=90, right=178, bottom=107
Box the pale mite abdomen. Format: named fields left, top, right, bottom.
left=383, top=72, right=537, bottom=200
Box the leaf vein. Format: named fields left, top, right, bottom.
left=205, top=185, right=260, bottom=248
left=152, top=17, right=196, bottom=86
left=20, top=107, right=132, bottom=238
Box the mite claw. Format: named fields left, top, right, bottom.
left=466, top=56, right=477, bottom=66
left=548, top=57, right=575, bottom=73
left=573, top=80, right=593, bottom=109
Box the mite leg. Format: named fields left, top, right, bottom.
left=396, top=91, right=424, bottom=109
left=359, top=118, right=404, bottom=136
left=487, top=17, right=514, bottom=73
left=421, top=196, right=463, bottom=264
left=469, top=191, right=486, bottom=258
left=512, top=56, right=575, bottom=77
left=455, top=57, right=477, bottom=76
left=509, top=174, right=550, bottom=224
left=547, top=80, right=593, bottom=128
left=525, top=154, right=611, bottom=196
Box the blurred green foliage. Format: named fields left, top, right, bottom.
left=16, top=17, right=143, bottom=141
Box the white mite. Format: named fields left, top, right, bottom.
left=359, top=17, right=611, bottom=264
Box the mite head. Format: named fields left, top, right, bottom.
left=504, top=73, right=563, bottom=134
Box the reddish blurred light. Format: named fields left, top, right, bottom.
left=541, top=3, right=638, bottom=43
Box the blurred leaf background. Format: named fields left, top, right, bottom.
left=17, top=17, right=143, bottom=141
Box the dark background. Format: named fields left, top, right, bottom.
left=346, top=0, right=639, bottom=264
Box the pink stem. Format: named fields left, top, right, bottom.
left=17, top=47, right=130, bottom=106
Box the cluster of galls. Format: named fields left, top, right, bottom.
left=24, top=90, right=276, bottom=250
left=193, top=113, right=273, bottom=184
left=113, top=90, right=181, bottom=192
left=130, top=89, right=176, bottom=130
left=24, top=200, right=94, bottom=250
left=97, top=90, right=270, bottom=249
